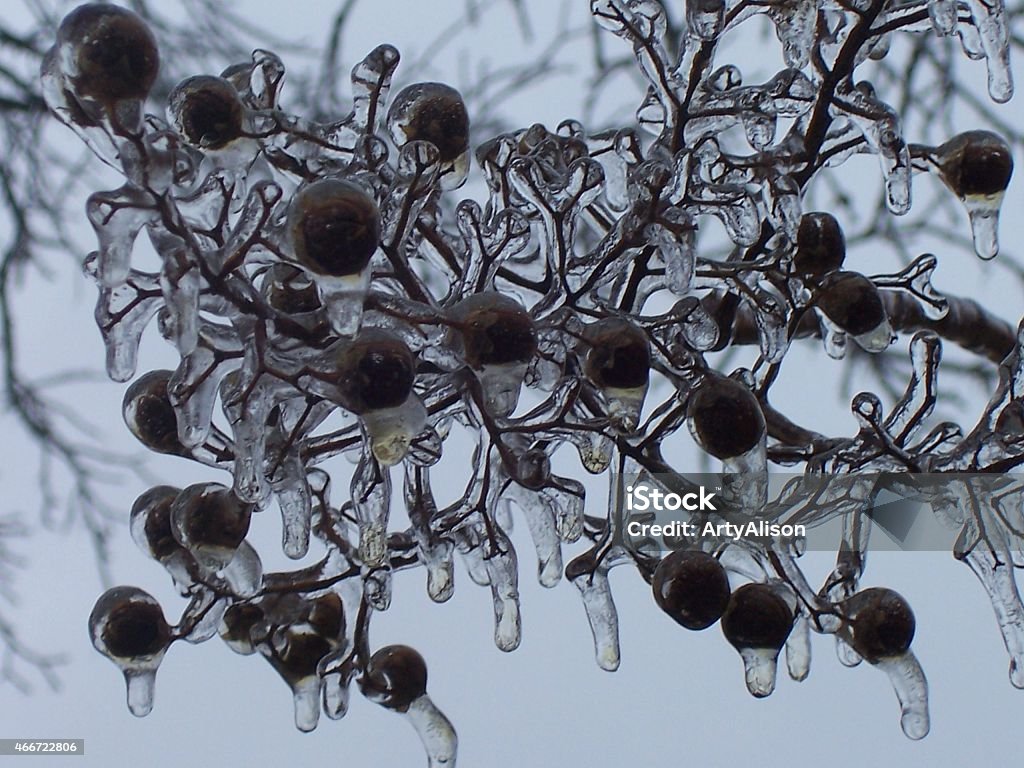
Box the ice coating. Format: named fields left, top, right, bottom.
left=404, top=695, right=458, bottom=768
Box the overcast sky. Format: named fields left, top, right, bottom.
left=3, top=1, right=1024, bottom=766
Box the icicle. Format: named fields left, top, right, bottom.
left=221, top=541, right=264, bottom=598
left=875, top=654, right=930, bottom=739
left=86, top=186, right=157, bottom=287
left=484, top=529, right=521, bottom=652
left=961, top=546, right=1024, bottom=688
left=965, top=0, right=1013, bottom=101
left=738, top=647, right=781, bottom=697
left=567, top=553, right=620, bottom=671
left=361, top=398, right=428, bottom=467
left=786, top=613, right=811, bottom=681
left=404, top=695, right=458, bottom=767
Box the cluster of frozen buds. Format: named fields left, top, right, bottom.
left=41, top=0, right=1024, bottom=762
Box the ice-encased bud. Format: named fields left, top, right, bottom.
left=934, top=131, right=1013, bottom=259
left=721, top=583, right=794, bottom=697
left=218, top=602, right=265, bottom=655
left=687, top=374, right=766, bottom=460
left=57, top=3, right=159, bottom=103
left=264, top=264, right=322, bottom=316
left=387, top=83, right=469, bottom=163
left=123, top=370, right=185, bottom=456
left=89, top=586, right=171, bottom=717
left=583, top=318, right=650, bottom=430
left=450, top=292, right=537, bottom=416
left=794, top=212, right=846, bottom=279
left=841, top=587, right=915, bottom=663
left=652, top=550, right=731, bottom=630
left=170, top=482, right=253, bottom=571
left=288, top=179, right=381, bottom=278
left=330, top=328, right=417, bottom=415
left=130, top=485, right=182, bottom=562
left=168, top=75, right=245, bottom=150
left=816, top=272, right=894, bottom=352
left=268, top=629, right=335, bottom=732
left=936, top=130, right=1014, bottom=198
left=388, top=82, right=470, bottom=190
left=360, top=644, right=428, bottom=712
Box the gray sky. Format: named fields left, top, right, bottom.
left=3, top=1, right=1024, bottom=765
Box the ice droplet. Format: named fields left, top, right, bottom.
left=124, top=669, right=158, bottom=717
left=739, top=646, right=781, bottom=697
left=874, top=653, right=930, bottom=739
left=786, top=613, right=811, bottom=681
left=485, top=531, right=522, bottom=651
left=568, top=560, right=620, bottom=672
left=965, top=195, right=1002, bottom=259
left=291, top=675, right=322, bottom=733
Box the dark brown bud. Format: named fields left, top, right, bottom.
left=389, top=83, right=470, bottom=163
left=172, top=483, right=253, bottom=551
left=583, top=318, right=651, bottom=390
left=308, top=593, right=345, bottom=639
left=58, top=4, right=159, bottom=102
left=794, top=212, right=846, bottom=278
left=452, top=292, right=537, bottom=369
left=687, top=375, right=766, bottom=460
left=842, top=587, right=915, bottom=663
left=219, top=602, right=265, bottom=650
left=90, top=586, right=171, bottom=660
left=289, top=180, right=380, bottom=277
left=169, top=75, right=245, bottom=150
left=652, top=550, right=731, bottom=630
left=130, top=485, right=181, bottom=561
left=721, top=583, right=794, bottom=650
left=270, top=629, right=335, bottom=683
left=816, top=272, right=887, bottom=336
left=333, top=329, right=416, bottom=414
left=360, top=644, right=428, bottom=712
left=123, top=370, right=183, bottom=455
left=937, top=130, right=1013, bottom=198
left=264, top=265, right=322, bottom=315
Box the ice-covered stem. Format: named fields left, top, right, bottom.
left=705, top=289, right=1015, bottom=363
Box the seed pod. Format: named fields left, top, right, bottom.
left=360, top=645, right=429, bottom=712
left=288, top=179, right=380, bottom=278
left=123, top=370, right=184, bottom=455
left=130, top=485, right=182, bottom=561
left=687, top=374, right=766, bottom=460
left=816, top=272, right=887, bottom=336
left=264, top=265, right=322, bottom=315
left=515, top=447, right=551, bottom=491
left=169, top=75, right=245, bottom=150
left=219, top=602, right=265, bottom=655
left=794, top=212, right=846, bottom=278
left=57, top=3, right=159, bottom=103
left=721, top=583, right=794, bottom=650
left=387, top=83, right=470, bottom=163
left=936, top=130, right=1013, bottom=199
left=652, top=550, right=731, bottom=630
left=270, top=629, right=336, bottom=685
left=582, top=318, right=650, bottom=390
left=842, top=587, right=916, bottom=663
left=171, top=482, right=254, bottom=570
left=90, top=586, right=171, bottom=661
left=331, top=328, right=417, bottom=415
left=451, top=292, right=537, bottom=369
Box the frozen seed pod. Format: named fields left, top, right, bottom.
left=264, top=264, right=322, bottom=316
left=218, top=602, right=266, bottom=656
left=387, top=82, right=470, bottom=190
left=582, top=318, right=650, bottom=432
left=841, top=588, right=928, bottom=739
left=515, top=446, right=552, bottom=491
left=89, top=586, right=172, bottom=717
left=794, top=212, right=846, bottom=279
left=361, top=645, right=457, bottom=768
left=56, top=3, right=159, bottom=105
left=170, top=482, right=253, bottom=571
left=331, top=328, right=424, bottom=465
left=652, top=550, right=731, bottom=630
left=168, top=75, right=245, bottom=150
left=123, top=370, right=185, bottom=456
left=934, top=131, right=1013, bottom=259
left=450, top=292, right=537, bottom=416
left=721, top=583, right=795, bottom=697
left=816, top=272, right=895, bottom=354
left=130, top=485, right=183, bottom=562
left=288, top=179, right=381, bottom=335
left=687, top=374, right=765, bottom=461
